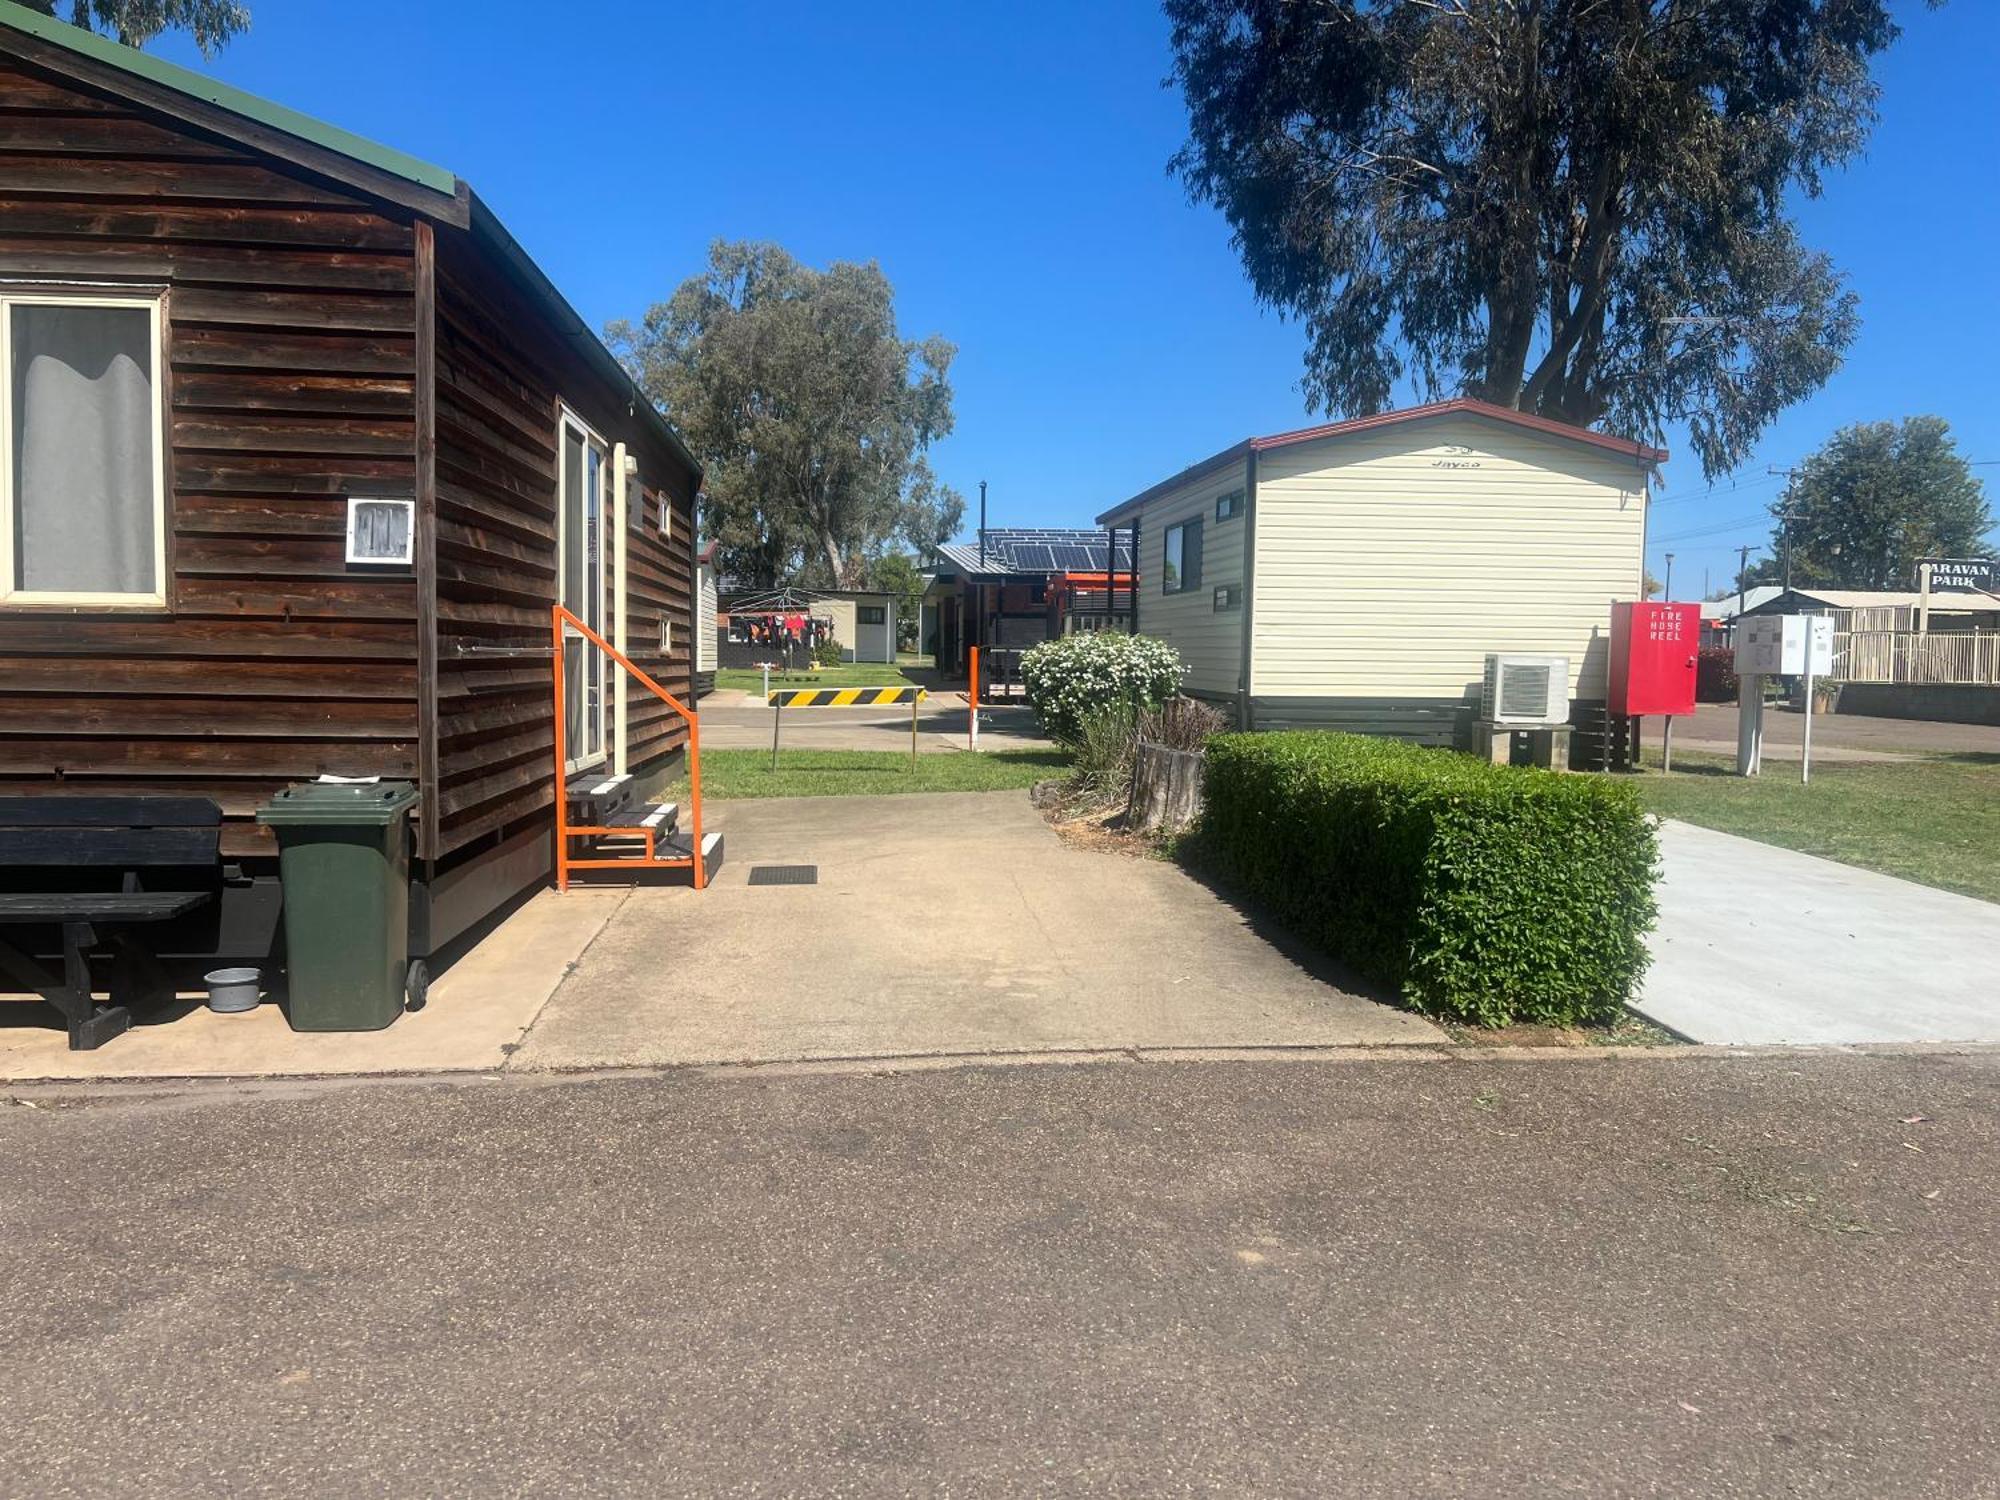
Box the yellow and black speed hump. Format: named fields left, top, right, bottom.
left=766, top=685, right=930, bottom=767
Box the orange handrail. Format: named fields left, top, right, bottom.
left=550, top=603, right=705, bottom=892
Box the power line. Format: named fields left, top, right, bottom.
left=1650, top=512, right=1774, bottom=545
left=1650, top=472, right=1785, bottom=508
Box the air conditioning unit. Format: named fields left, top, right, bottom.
left=1481, top=653, right=1571, bottom=727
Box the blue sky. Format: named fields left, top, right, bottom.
left=149, top=0, right=1998, bottom=599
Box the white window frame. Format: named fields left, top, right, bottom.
left=344, top=497, right=416, bottom=565
left=556, top=406, right=613, bottom=774
left=1163, top=517, right=1201, bottom=595
left=0, top=289, right=168, bottom=609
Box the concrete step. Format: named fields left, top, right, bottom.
left=603, top=802, right=678, bottom=833
left=658, top=829, right=725, bottom=878
left=568, top=774, right=633, bottom=817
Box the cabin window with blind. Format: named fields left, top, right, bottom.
left=0, top=293, right=166, bottom=607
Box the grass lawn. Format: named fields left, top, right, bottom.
left=714, top=661, right=915, bottom=694
left=1635, top=751, right=2000, bottom=904
left=680, top=748, right=1069, bottom=800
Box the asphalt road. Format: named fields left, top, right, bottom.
left=4, top=1051, right=1996, bottom=1497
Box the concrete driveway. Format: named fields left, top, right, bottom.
left=514, top=792, right=1440, bottom=1067
left=1638, top=819, right=2000, bottom=1044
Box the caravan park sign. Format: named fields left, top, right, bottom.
left=1918, top=557, right=1998, bottom=593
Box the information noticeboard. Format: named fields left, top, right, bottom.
left=1737, top=615, right=1833, bottom=677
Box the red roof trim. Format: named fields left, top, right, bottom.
left=1249, top=397, right=1669, bottom=463
left=1096, top=397, right=1666, bottom=524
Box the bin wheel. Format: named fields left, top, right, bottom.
left=405, top=958, right=430, bottom=1012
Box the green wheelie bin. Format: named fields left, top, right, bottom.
left=256, top=781, right=422, bottom=1031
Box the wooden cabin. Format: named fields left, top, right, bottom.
left=0, top=7, right=703, bottom=966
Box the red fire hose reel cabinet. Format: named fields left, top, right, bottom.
left=1609, top=602, right=1699, bottom=717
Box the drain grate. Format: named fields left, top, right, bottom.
left=746, top=864, right=818, bottom=887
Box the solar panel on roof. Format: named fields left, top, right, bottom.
left=1008, top=543, right=1055, bottom=571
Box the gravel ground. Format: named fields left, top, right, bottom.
left=3, top=1050, right=1996, bottom=1498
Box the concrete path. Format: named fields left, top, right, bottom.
left=513, top=792, right=1441, bottom=1067
left=0, top=888, right=625, bottom=1082
left=6, top=1051, right=1997, bottom=1497
left=698, top=694, right=1056, bottom=754
left=1638, top=819, right=2000, bottom=1044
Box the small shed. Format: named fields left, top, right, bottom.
left=1096, top=398, right=1665, bottom=742
left=0, top=8, right=702, bottom=966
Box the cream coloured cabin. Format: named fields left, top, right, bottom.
left=1096, top=398, right=1665, bottom=742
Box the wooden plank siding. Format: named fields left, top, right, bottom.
left=430, top=229, right=698, bottom=859
left=0, top=55, right=420, bottom=858
left=0, top=50, right=700, bottom=871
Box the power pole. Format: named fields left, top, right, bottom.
left=1736, top=545, right=1752, bottom=628
left=1768, top=466, right=1798, bottom=591
left=1663, top=552, right=1675, bottom=601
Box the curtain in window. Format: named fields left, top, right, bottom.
left=10, top=304, right=155, bottom=594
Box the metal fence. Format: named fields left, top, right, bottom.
left=1831, top=629, right=2000, bottom=685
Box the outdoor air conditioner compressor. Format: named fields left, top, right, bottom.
left=1480, top=653, right=1571, bottom=727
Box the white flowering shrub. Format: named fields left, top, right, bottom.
left=1019, top=632, right=1184, bottom=747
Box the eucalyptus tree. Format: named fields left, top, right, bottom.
left=20, top=0, right=248, bottom=53
left=1166, top=0, right=1937, bottom=476
left=611, top=241, right=963, bottom=590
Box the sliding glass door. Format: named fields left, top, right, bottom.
left=559, top=413, right=609, bottom=771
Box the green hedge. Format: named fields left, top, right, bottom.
left=1197, top=733, right=1659, bottom=1027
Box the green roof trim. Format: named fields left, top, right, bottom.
left=0, top=0, right=459, bottom=198
left=0, top=0, right=701, bottom=484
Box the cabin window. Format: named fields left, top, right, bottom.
left=857, top=605, right=886, bottom=625
left=1163, top=518, right=1202, bottom=594
left=558, top=410, right=611, bottom=771
left=1214, top=489, right=1244, bottom=523
left=0, top=293, right=165, bottom=607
